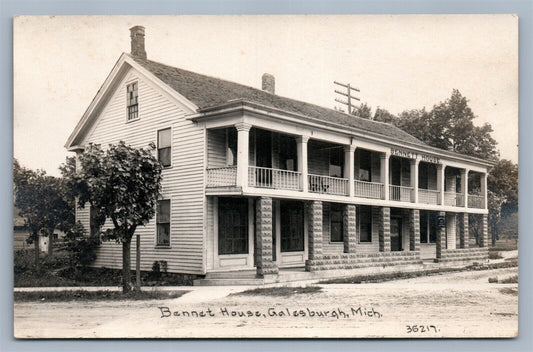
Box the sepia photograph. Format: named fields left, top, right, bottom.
left=12, top=14, right=518, bottom=338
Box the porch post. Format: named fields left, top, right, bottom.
left=461, top=169, right=469, bottom=207
left=481, top=173, right=488, bottom=209
left=255, top=197, right=278, bottom=276
left=307, top=200, right=323, bottom=260
left=344, top=144, right=356, bottom=197
left=410, top=159, right=419, bottom=203
left=235, top=123, right=251, bottom=189
left=380, top=152, right=390, bottom=200
left=378, top=206, right=391, bottom=252
left=297, top=136, right=310, bottom=192
left=409, top=209, right=420, bottom=252
left=480, top=214, right=489, bottom=247
left=343, top=204, right=357, bottom=253
left=458, top=213, right=469, bottom=248
left=436, top=211, right=446, bottom=259
left=437, top=164, right=445, bottom=205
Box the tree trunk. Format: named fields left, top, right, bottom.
left=33, top=231, right=40, bottom=270
left=135, top=234, right=141, bottom=291
left=122, top=239, right=132, bottom=293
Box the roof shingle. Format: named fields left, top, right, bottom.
left=132, top=56, right=426, bottom=146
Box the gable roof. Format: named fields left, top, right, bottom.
left=130, top=55, right=426, bottom=147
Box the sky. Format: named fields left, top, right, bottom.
left=13, top=15, right=518, bottom=176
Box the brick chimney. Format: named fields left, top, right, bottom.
left=130, top=26, right=147, bottom=59
left=262, top=73, right=275, bottom=94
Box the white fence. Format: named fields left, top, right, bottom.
left=354, top=180, right=384, bottom=199
left=390, top=185, right=413, bottom=202
left=206, top=166, right=237, bottom=187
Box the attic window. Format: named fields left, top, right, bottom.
left=127, top=82, right=138, bottom=120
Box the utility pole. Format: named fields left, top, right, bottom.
left=334, top=81, right=360, bottom=114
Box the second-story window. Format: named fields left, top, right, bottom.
left=127, top=82, right=138, bottom=121
left=158, top=128, right=171, bottom=167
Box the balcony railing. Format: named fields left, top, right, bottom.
left=248, top=166, right=302, bottom=191
left=418, top=189, right=440, bottom=205
left=206, top=166, right=237, bottom=187
left=468, top=195, right=485, bottom=209
left=390, top=185, right=413, bottom=202
left=308, top=174, right=349, bottom=196
left=354, top=180, right=384, bottom=199
left=444, top=192, right=464, bottom=207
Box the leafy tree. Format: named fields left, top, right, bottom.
left=373, top=107, right=397, bottom=124
left=13, top=159, right=74, bottom=268
left=66, top=141, right=162, bottom=293
left=488, top=159, right=518, bottom=215
left=352, top=102, right=372, bottom=119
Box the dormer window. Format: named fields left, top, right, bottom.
left=127, top=82, right=138, bottom=120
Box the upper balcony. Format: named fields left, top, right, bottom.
left=205, top=125, right=487, bottom=211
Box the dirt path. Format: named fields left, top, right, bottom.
left=14, top=267, right=518, bottom=338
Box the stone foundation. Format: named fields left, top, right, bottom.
left=306, top=251, right=421, bottom=271
left=435, top=247, right=489, bottom=263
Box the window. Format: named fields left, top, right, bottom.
left=329, top=147, right=343, bottom=177
left=218, top=198, right=248, bottom=255
left=158, top=128, right=171, bottom=167
left=420, top=211, right=437, bottom=243
left=358, top=205, right=372, bottom=242
left=126, top=82, right=138, bottom=120
left=156, top=200, right=170, bottom=247
left=330, top=203, right=344, bottom=242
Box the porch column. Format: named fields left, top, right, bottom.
left=481, top=173, right=488, bottom=209
left=255, top=197, right=278, bottom=276
left=343, top=204, right=357, bottom=253
left=437, top=164, right=445, bottom=205
left=380, top=152, right=390, bottom=200
left=436, top=211, right=446, bottom=259
left=235, top=123, right=251, bottom=189
left=297, top=136, right=310, bottom=192
left=458, top=213, right=469, bottom=248
left=307, top=200, right=323, bottom=260
left=344, top=144, right=356, bottom=197
left=460, top=169, right=469, bottom=207
left=410, top=159, right=419, bottom=203
left=378, top=206, right=391, bottom=252
left=480, top=214, right=489, bottom=247
left=409, top=209, right=420, bottom=252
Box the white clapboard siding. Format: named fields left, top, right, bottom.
left=81, top=67, right=205, bottom=274
left=206, top=196, right=215, bottom=270
left=75, top=203, right=90, bottom=232
left=308, top=145, right=329, bottom=176
left=207, top=129, right=227, bottom=168
left=446, top=213, right=457, bottom=249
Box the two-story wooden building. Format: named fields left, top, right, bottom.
left=65, top=26, right=491, bottom=284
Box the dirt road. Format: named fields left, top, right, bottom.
left=14, top=266, right=518, bottom=338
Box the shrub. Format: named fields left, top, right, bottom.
left=64, top=222, right=101, bottom=271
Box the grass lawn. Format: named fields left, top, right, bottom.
left=14, top=289, right=189, bottom=302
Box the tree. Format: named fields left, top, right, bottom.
left=352, top=102, right=372, bottom=119
left=13, top=159, right=74, bottom=268
left=487, top=159, right=518, bottom=215
left=67, top=141, right=162, bottom=293
left=394, top=90, right=499, bottom=161
left=373, top=107, right=397, bottom=124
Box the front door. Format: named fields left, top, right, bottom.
left=277, top=200, right=306, bottom=267
left=390, top=217, right=403, bottom=251
left=216, top=197, right=253, bottom=269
